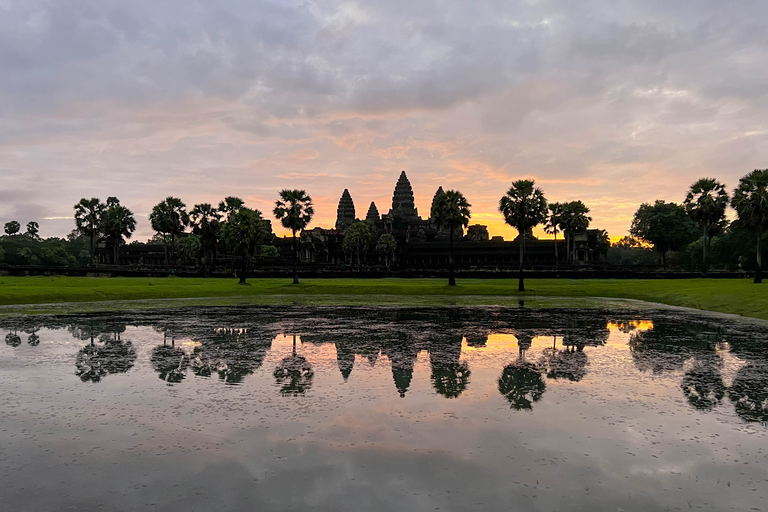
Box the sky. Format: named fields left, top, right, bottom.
left=1, top=0, right=767, bottom=241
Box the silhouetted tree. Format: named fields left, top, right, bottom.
left=342, top=220, right=376, bottom=266
left=101, top=197, right=136, bottom=265
left=545, top=202, right=565, bottom=266
left=223, top=207, right=267, bottom=284
left=630, top=200, right=698, bottom=267
left=274, top=189, right=314, bottom=284
left=74, top=198, right=105, bottom=264
left=4, top=220, right=20, bottom=236
left=559, top=200, right=591, bottom=264
left=149, top=196, right=189, bottom=267
left=177, top=234, right=202, bottom=267
left=190, top=203, right=222, bottom=275
left=732, top=170, right=768, bottom=283
left=376, top=233, right=397, bottom=269
left=684, top=178, right=729, bottom=276
left=25, top=221, right=40, bottom=239
left=431, top=189, right=471, bottom=286
left=499, top=180, right=548, bottom=291
left=218, top=196, right=245, bottom=273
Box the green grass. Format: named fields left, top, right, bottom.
left=0, top=276, right=765, bottom=319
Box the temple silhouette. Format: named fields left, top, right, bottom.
left=290, top=171, right=607, bottom=268
left=96, top=171, right=608, bottom=269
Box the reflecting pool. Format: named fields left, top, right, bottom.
left=1, top=306, right=767, bottom=511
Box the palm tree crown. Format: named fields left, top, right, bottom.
left=732, top=170, right=768, bottom=233
left=684, top=178, right=729, bottom=236
left=274, top=189, right=314, bottom=284
left=499, top=180, right=547, bottom=291
left=499, top=180, right=548, bottom=236
left=273, top=189, right=314, bottom=232
left=74, top=197, right=106, bottom=263
left=431, top=190, right=471, bottom=233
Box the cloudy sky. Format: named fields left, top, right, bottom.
left=1, top=0, right=767, bottom=240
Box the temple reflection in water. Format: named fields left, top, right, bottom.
left=2, top=306, right=767, bottom=426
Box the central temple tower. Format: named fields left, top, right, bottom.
left=389, top=171, right=418, bottom=218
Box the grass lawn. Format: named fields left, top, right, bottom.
left=0, top=276, right=765, bottom=320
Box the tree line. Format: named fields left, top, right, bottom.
left=619, top=170, right=768, bottom=283
left=2, top=169, right=766, bottom=285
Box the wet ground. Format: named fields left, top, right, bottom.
left=1, top=305, right=767, bottom=511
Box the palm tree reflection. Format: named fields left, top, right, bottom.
left=191, top=327, right=271, bottom=385
left=75, top=332, right=137, bottom=383
left=430, top=335, right=470, bottom=399
left=273, top=335, right=314, bottom=396
left=5, top=329, right=21, bottom=347
left=151, top=331, right=189, bottom=385
left=681, top=353, right=726, bottom=411
left=498, top=330, right=546, bottom=410
left=728, top=363, right=768, bottom=425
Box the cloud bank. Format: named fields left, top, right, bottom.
left=1, top=0, right=767, bottom=239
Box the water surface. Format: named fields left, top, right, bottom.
left=1, top=306, right=767, bottom=511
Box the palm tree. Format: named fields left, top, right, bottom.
left=190, top=203, right=222, bottom=275
left=559, top=201, right=591, bottom=264
left=544, top=202, right=565, bottom=267
left=101, top=197, right=136, bottom=265
left=431, top=190, right=471, bottom=286
left=149, top=197, right=189, bottom=267
left=499, top=180, right=547, bottom=291
left=25, top=221, right=40, bottom=239
left=4, top=220, right=20, bottom=236
left=224, top=207, right=267, bottom=284
left=273, top=189, right=314, bottom=284
left=376, top=233, right=397, bottom=269
left=732, top=169, right=768, bottom=283
left=218, top=196, right=245, bottom=274
left=684, top=178, right=729, bottom=277
left=73, top=197, right=105, bottom=264
left=342, top=221, right=376, bottom=266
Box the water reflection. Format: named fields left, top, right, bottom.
left=429, top=334, right=471, bottom=399
left=729, top=363, right=768, bottom=425
left=151, top=331, right=189, bottom=385
left=4, top=307, right=768, bottom=425
left=5, top=307, right=768, bottom=511
left=190, top=327, right=272, bottom=385
left=75, top=332, right=137, bottom=383
left=273, top=335, right=314, bottom=396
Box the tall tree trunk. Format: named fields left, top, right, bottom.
left=553, top=229, right=558, bottom=270
left=755, top=231, right=763, bottom=284
left=702, top=225, right=708, bottom=278
left=518, top=228, right=525, bottom=292
left=239, top=252, right=248, bottom=284
left=90, top=233, right=95, bottom=266
left=448, top=228, right=456, bottom=286
left=292, top=228, right=299, bottom=284
left=114, top=239, right=120, bottom=266
left=170, top=232, right=176, bottom=269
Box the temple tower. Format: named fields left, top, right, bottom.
left=430, top=186, right=445, bottom=218
left=366, top=202, right=380, bottom=223
left=335, top=189, right=356, bottom=232
left=390, top=171, right=418, bottom=218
